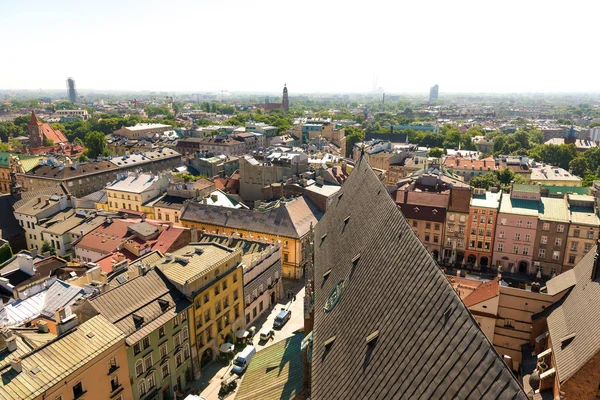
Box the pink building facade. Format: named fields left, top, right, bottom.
left=492, top=187, right=541, bottom=275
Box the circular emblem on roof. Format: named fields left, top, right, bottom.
left=324, top=280, right=345, bottom=312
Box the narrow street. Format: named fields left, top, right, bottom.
left=190, top=280, right=305, bottom=400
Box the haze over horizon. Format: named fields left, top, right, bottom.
left=1, top=0, right=598, bottom=94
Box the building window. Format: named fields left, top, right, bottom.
left=283, top=253, right=289, bottom=263
left=513, top=246, right=519, bottom=254
left=497, top=244, right=504, bottom=252
left=184, top=343, right=190, bottom=360
left=574, top=229, right=580, bottom=238
left=111, top=375, right=120, bottom=392
left=471, top=228, right=476, bottom=235
left=570, top=242, right=578, bottom=251
left=138, top=380, right=147, bottom=397
left=488, top=216, right=493, bottom=224
left=134, top=342, right=141, bottom=355
left=108, top=357, right=118, bottom=373
left=166, top=214, right=170, bottom=222
left=426, top=222, right=431, bottom=229
left=552, top=251, right=560, bottom=260
left=587, top=230, right=595, bottom=239
left=143, top=336, right=150, bottom=349
left=514, top=233, right=521, bottom=240
left=524, top=234, right=531, bottom=242
left=160, top=343, right=168, bottom=359
left=182, top=327, right=189, bottom=341
left=204, top=293, right=209, bottom=304
left=477, top=241, right=483, bottom=249
left=517, top=220, right=523, bottom=227
left=412, top=220, right=418, bottom=227
left=162, top=363, right=170, bottom=379
left=472, top=215, right=477, bottom=222
left=557, top=224, right=564, bottom=232
left=480, top=216, right=485, bottom=223
left=424, top=234, right=430, bottom=242
left=73, top=382, right=84, bottom=398
left=144, top=354, right=153, bottom=371
left=542, top=223, right=549, bottom=231
left=176, top=352, right=183, bottom=367
left=148, top=372, right=155, bottom=389
left=449, top=214, right=455, bottom=221
left=499, top=231, right=505, bottom=239
left=459, top=226, right=465, bottom=234
left=555, top=238, right=562, bottom=246
left=159, top=326, right=165, bottom=338
left=540, top=236, right=547, bottom=245
left=550, top=267, right=557, bottom=275
left=434, top=223, right=440, bottom=231
left=233, top=289, right=238, bottom=301
left=526, top=221, right=532, bottom=229
left=486, top=229, right=491, bottom=237
left=433, top=235, right=439, bottom=243
left=522, top=247, right=529, bottom=255
left=585, top=242, right=592, bottom=252
left=568, top=254, right=576, bottom=264
left=204, top=310, right=211, bottom=323
left=538, top=249, right=546, bottom=258
left=478, top=228, right=484, bottom=236
left=175, top=215, right=179, bottom=223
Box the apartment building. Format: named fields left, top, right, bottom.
left=145, top=243, right=244, bottom=375
left=493, top=185, right=540, bottom=274
left=180, top=195, right=322, bottom=279
left=105, top=172, right=170, bottom=215
left=198, top=232, right=283, bottom=327
left=21, top=149, right=181, bottom=197
left=114, top=123, right=173, bottom=139
left=442, top=186, right=472, bottom=265
left=532, top=197, right=569, bottom=277
left=176, top=136, right=245, bottom=156
left=563, top=194, right=600, bottom=269
left=86, top=268, right=192, bottom=400
left=0, top=153, right=42, bottom=193
left=465, top=189, right=502, bottom=270
left=0, top=314, right=133, bottom=400
left=443, top=156, right=496, bottom=182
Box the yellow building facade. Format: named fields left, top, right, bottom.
left=148, top=243, right=245, bottom=374
left=181, top=220, right=304, bottom=279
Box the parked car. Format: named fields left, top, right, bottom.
left=231, top=345, right=256, bottom=375
left=259, top=328, right=275, bottom=342
left=273, top=309, right=292, bottom=329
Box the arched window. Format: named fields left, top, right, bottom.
left=138, top=379, right=147, bottom=396
left=135, top=359, right=144, bottom=377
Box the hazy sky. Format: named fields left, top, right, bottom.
left=1, top=0, right=598, bottom=94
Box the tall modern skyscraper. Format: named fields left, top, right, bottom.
left=67, top=78, right=77, bottom=103
left=282, top=84, right=289, bottom=112
left=429, top=84, right=439, bottom=102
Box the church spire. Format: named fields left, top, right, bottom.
left=29, top=111, right=41, bottom=126
left=282, top=83, right=289, bottom=113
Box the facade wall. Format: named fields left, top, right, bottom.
left=407, top=218, right=444, bottom=258
left=43, top=340, right=133, bottom=400
left=190, top=266, right=244, bottom=375
left=128, top=309, right=192, bottom=400
left=465, top=206, right=498, bottom=269
left=443, top=211, right=469, bottom=264
left=532, top=220, right=568, bottom=277
left=563, top=224, right=599, bottom=270
left=492, top=214, right=538, bottom=274
left=243, top=253, right=283, bottom=327
left=155, top=205, right=185, bottom=226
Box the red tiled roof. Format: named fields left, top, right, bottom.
left=75, top=219, right=137, bottom=254
left=152, top=225, right=187, bottom=254
left=95, top=252, right=130, bottom=273
left=463, top=279, right=500, bottom=307
left=40, top=123, right=68, bottom=144
left=214, top=177, right=240, bottom=194
left=444, top=156, right=496, bottom=171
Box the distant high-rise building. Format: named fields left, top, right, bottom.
left=67, top=78, right=77, bottom=103
left=282, top=84, right=289, bottom=112
left=429, top=84, right=439, bottom=102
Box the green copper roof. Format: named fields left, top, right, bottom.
left=512, top=184, right=540, bottom=193
left=543, top=185, right=589, bottom=195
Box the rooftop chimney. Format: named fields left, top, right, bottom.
left=10, top=358, right=22, bottom=373
left=37, top=320, right=49, bottom=333
left=5, top=336, right=17, bottom=352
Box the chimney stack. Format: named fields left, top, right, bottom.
left=10, top=358, right=22, bottom=373
left=5, top=336, right=17, bottom=352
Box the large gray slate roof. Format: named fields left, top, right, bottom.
left=547, top=246, right=600, bottom=384
left=181, top=195, right=322, bottom=239
left=311, top=157, right=527, bottom=400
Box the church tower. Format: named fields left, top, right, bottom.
left=27, top=111, right=44, bottom=148
left=282, top=84, right=289, bottom=112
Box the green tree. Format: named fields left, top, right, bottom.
left=470, top=172, right=500, bottom=190
left=10, top=139, right=23, bottom=150
left=43, top=138, right=54, bottom=147
left=428, top=147, right=444, bottom=158
left=0, top=142, right=9, bottom=152
left=344, top=126, right=365, bottom=158
left=84, top=131, right=108, bottom=158
left=569, top=157, right=588, bottom=177
left=0, top=244, right=13, bottom=264
left=41, top=240, right=56, bottom=256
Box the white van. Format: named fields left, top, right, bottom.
left=232, top=345, right=256, bottom=375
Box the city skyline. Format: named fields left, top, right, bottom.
left=1, top=0, right=599, bottom=94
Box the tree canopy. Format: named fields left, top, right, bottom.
left=84, top=131, right=108, bottom=158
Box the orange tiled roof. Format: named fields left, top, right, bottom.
left=463, top=279, right=500, bottom=307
